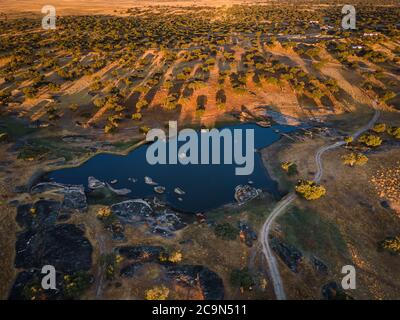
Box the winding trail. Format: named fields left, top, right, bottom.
left=260, top=104, right=380, bottom=300
left=95, top=234, right=106, bottom=299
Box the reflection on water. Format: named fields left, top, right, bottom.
left=47, top=123, right=298, bottom=212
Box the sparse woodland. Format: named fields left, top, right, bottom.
left=0, top=3, right=399, bottom=135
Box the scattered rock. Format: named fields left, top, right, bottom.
left=149, top=211, right=187, bottom=237
left=16, top=200, right=60, bottom=230
left=144, top=176, right=157, bottom=185
left=57, top=213, right=71, bottom=222
left=380, top=200, right=391, bottom=209
left=174, top=187, right=186, bottom=195
left=61, top=185, right=87, bottom=212
left=196, top=213, right=206, bottom=224
left=234, top=185, right=261, bottom=205
left=106, top=183, right=131, bottom=196
left=14, top=185, right=28, bottom=193
left=0, top=132, right=9, bottom=143
left=88, top=176, right=131, bottom=196
left=9, top=269, right=62, bottom=300
left=166, top=265, right=224, bottom=300
left=120, top=263, right=144, bottom=278
left=116, top=245, right=166, bottom=262
left=179, top=239, right=194, bottom=245
left=270, top=237, right=303, bottom=273
left=88, top=176, right=105, bottom=189
left=154, top=186, right=166, bottom=194
left=111, top=200, right=186, bottom=238
left=30, top=182, right=87, bottom=212
left=8, top=199, right=20, bottom=207
left=111, top=199, right=153, bottom=221
left=311, top=255, right=328, bottom=275
left=238, top=221, right=257, bottom=247
left=322, top=281, right=353, bottom=300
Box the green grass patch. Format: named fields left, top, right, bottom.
left=214, top=223, right=239, bottom=240
left=111, top=138, right=142, bottom=151
left=0, top=118, right=35, bottom=139
left=18, top=137, right=87, bottom=162
left=278, top=206, right=349, bottom=261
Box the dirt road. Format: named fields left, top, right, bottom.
left=260, top=105, right=380, bottom=300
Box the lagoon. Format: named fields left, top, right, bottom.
left=47, top=123, right=298, bottom=212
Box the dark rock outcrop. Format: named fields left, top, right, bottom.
left=116, top=245, right=166, bottom=263
left=30, top=182, right=87, bottom=212
left=238, top=220, right=257, bottom=247
left=9, top=269, right=63, bottom=300
left=16, top=200, right=60, bottom=230
left=111, top=200, right=186, bottom=238
left=88, top=176, right=105, bottom=189
left=120, top=263, right=144, bottom=278
left=111, top=199, right=153, bottom=220
left=15, top=224, right=92, bottom=274
left=166, top=265, right=224, bottom=300
left=270, top=237, right=303, bottom=273
left=61, top=185, right=87, bottom=211
left=311, top=255, right=328, bottom=275
left=322, top=281, right=353, bottom=300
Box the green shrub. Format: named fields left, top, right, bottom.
left=372, top=123, right=386, bottom=133
left=214, top=223, right=238, bottom=240
left=281, top=161, right=298, bottom=176
left=342, top=153, right=368, bottom=166
left=387, top=127, right=400, bottom=139
left=379, top=236, right=400, bottom=255
left=63, top=271, right=92, bottom=299
left=230, top=268, right=254, bottom=290
left=358, top=134, right=382, bottom=147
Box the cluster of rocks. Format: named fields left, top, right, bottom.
left=111, top=199, right=153, bottom=220
left=15, top=224, right=92, bottom=273
left=234, top=184, right=262, bottom=205
left=270, top=237, right=330, bottom=278
left=9, top=199, right=93, bottom=300
left=118, top=245, right=166, bottom=278
left=166, top=265, right=224, bottom=300
left=88, top=176, right=131, bottom=196
left=270, top=236, right=303, bottom=273
left=110, top=199, right=187, bottom=239
left=16, top=200, right=60, bottom=230
left=117, top=245, right=166, bottom=262
left=238, top=221, right=257, bottom=247
left=9, top=269, right=64, bottom=300
left=311, top=255, right=328, bottom=275
left=116, top=245, right=224, bottom=300
left=322, top=281, right=353, bottom=300
left=88, top=176, right=105, bottom=189
left=30, top=182, right=87, bottom=212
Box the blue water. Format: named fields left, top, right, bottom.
left=47, top=123, right=298, bottom=212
